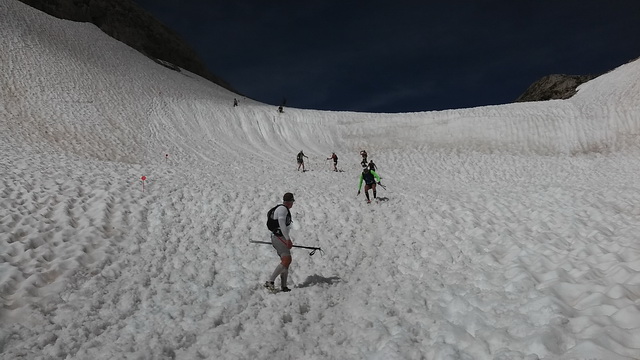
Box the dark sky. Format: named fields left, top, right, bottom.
left=133, top=0, right=640, bottom=113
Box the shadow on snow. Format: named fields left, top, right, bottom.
left=297, top=274, right=341, bottom=288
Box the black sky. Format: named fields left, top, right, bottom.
left=133, top=0, right=640, bottom=113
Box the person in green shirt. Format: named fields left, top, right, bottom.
left=357, top=166, right=381, bottom=203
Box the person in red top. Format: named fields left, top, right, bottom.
left=360, top=150, right=368, bottom=167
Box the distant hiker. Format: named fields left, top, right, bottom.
left=278, top=106, right=284, bottom=113
left=233, top=98, right=238, bottom=107
left=327, top=152, right=338, bottom=171
left=368, top=160, right=376, bottom=171
left=360, top=150, right=368, bottom=167
left=357, top=166, right=381, bottom=203
left=296, top=151, right=308, bottom=171
left=264, top=192, right=296, bottom=292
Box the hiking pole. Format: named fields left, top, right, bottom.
left=377, top=182, right=387, bottom=190
left=250, top=240, right=324, bottom=256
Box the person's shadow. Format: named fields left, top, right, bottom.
left=297, top=274, right=341, bottom=288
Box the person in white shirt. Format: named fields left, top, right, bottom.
left=264, top=192, right=295, bottom=292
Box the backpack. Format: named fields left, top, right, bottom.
left=297, top=153, right=303, bottom=162
left=362, top=170, right=375, bottom=185
left=266, top=204, right=291, bottom=234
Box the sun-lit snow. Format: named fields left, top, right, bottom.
left=2, top=1, right=640, bottom=359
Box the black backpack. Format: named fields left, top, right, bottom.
left=362, top=170, right=376, bottom=184
left=266, top=204, right=291, bottom=233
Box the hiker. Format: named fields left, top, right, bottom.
left=360, top=150, right=368, bottom=167
left=368, top=160, right=377, bottom=171
left=296, top=151, right=308, bottom=171
left=357, top=166, right=381, bottom=203
left=233, top=98, right=238, bottom=107
left=278, top=105, right=284, bottom=113
left=264, top=192, right=296, bottom=292
left=327, top=152, right=338, bottom=171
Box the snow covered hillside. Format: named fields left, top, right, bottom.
left=1, top=1, right=640, bottom=359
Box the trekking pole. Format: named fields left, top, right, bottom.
left=378, top=182, right=387, bottom=190
left=250, top=240, right=324, bottom=256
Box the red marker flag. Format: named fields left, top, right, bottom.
left=141, top=176, right=147, bottom=191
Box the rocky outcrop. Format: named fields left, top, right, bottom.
left=18, top=0, right=235, bottom=92
left=515, top=74, right=598, bottom=102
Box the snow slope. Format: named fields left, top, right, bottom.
left=1, top=1, right=640, bottom=359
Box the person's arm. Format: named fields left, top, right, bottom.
left=372, top=171, right=381, bottom=183
left=275, top=206, right=292, bottom=241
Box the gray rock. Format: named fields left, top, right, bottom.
left=515, top=74, right=598, bottom=102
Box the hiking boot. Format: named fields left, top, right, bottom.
left=281, top=286, right=291, bottom=292
left=264, top=281, right=275, bottom=291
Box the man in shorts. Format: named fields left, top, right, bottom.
left=264, top=192, right=296, bottom=292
